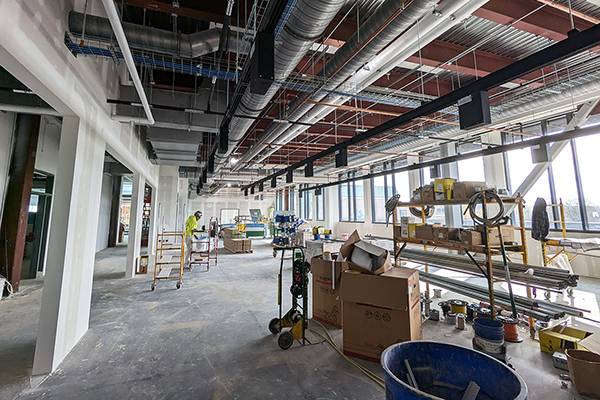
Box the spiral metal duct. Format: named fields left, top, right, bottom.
left=69, top=11, right=246, bottom=59
left=234, top=0, right=437, bottom=169
left=212, top=0, right=346, bottom=172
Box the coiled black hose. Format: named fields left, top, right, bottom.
left=466, top=189, right=509, bottom=226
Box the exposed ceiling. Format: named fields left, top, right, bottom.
left=60, top=0, right=600, bottom=193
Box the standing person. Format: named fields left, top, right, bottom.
left=184, top=211, right=202, bottom=268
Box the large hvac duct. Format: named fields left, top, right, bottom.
left=234, top=0, right=437, bottom=168
left=235, top=0, right=488, bottom=169
left=212, top=0, right=347, bottom=172
left=69, top=11, right=246, bottom=59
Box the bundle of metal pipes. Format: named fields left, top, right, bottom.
left=400, top=248, right=578, bottom=290
left=418, top=270, right=589, bottom=322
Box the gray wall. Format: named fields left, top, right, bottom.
left=96, top=173, right=113, bottom=252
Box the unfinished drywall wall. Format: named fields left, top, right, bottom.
left=35, top=116, right=61, bottom=176
left=0, top=111, right=15, bottom=225
left=96, top=173, right=113, bottom=252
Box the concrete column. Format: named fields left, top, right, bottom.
left=33, top=116, right=106, bottom=375
left=440, top=143, right=462, bottom=227
left=0, top=114, right=40, bottom=290
left=407, top=155, right=421, bottom=192
left=126, top=172, right=144, bottom=278
left=482, top=131, right=507, bottom=191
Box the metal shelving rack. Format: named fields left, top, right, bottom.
left=392, top=195, right=535, bottom=336
left=152, top=231, right=185, bottom=290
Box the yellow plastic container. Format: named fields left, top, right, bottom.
left=434, top=178, right=455, bottom=200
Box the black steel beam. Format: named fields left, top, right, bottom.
left=241, top=25, right=600, bottom=192
left=298, top=124, right=600, bottom=192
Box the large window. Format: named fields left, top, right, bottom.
left=458, top=156, right=485, bottom=226
left=289, top=187, right=296, bottom=213
left=298, top=184, right=313, bottom=220
left=339, top=172, right=365, bottom=222
left=371, top=162, right=410, bottom=223
left=502, top=117, right=600, bottom=231
left=275, top=190, right=284, bottom=211
left=316, top=190, right=325, bottom=221
left=575, top=134, right=600, bottom=230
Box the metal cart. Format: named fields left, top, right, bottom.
left=152, top=231, right=185, bottom=290
left=268, top=246, right=310, bottom=350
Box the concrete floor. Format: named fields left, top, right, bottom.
left=1, top=240, right=599, bottom=399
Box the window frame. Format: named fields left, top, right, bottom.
left=338, top=172, right=364, bottom=222
left=502, top=115, right=599, bottom=232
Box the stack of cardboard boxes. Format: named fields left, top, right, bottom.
left=222, top=228, right=252, bottom=253
left=311, top=231, right=422, bottom=361
left=394, top=220, right=516, bottom=247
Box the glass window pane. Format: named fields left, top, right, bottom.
left=552, top=143, right=582, bottom=230
left=372, top=175, right=386, bottom=222
left=340, top=182, right=349, bottom=221
left=506, top=148, right=551, bottom=227
left=355, top=179, right=365, bottom=222
left=458, top=157, right=485, bottom=182
left=306, top=190, right=314, bottom=220
left=576, top=135, right=600, bottom=230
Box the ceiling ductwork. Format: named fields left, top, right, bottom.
left=212, top=0, right=347, bottom=173
left=234, top=0, right=438, bottom=169
left=234, top=0, right=489, bottom=169
left=69, top=11, right=247, bottom=59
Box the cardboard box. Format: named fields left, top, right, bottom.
left=447, top=228, right=460, bottom=241
left=422, top=185, right=435, bottom=203
left=414, top=224, right=434, bottom=241
left=567, top=349, right=600, bottom=398
left=340, top=231, right=391, bottom=275
left=408, top=223, right=419, bottom=239
left=394, top=217, right=415, bottom=239
left=222, top=228, right=242, bottom=239
left=459, top=229, right=482, bottom=246
left=311, top=255, right=349, bottom=328
left=453, top=181, right=487, bottom=201
left=432, top=225, right=449, bottom=241
left=341, top=268, right=420, bottom=309
left=539, top=322, right=596, bottom=354
left=341, top=268, right=422, bottom=361
left=485, top=225, right=516, bottom=246
left=242, top=239, right=252, bottom=252
left=223, top=237, right=247, bottom=253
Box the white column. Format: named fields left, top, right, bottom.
left=126, top=172, right=144, bottom=278
left=147, top=184, right=159, bottom=256
left=407, top=155, right=421, bottom=193
left=33, top=116, right=106, bottom=375
left=482, top=131, right=507, bottom=190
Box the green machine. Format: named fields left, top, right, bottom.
left=268, top=247, right=310, bottom=350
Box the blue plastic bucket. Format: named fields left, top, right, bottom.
left=474, top=317, right=505, bottom=341
left=381, top=341, right=527, bottom=400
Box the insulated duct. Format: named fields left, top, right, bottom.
left=235, top=0, right=437, bottom=168
left=213, top=0, right=347, bottom=171
left=235, top=0, right=488, bottom=169
left=69, top=11, right=246, bottom=59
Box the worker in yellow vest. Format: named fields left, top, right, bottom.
left=184, top=211, right=202, bottom=268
